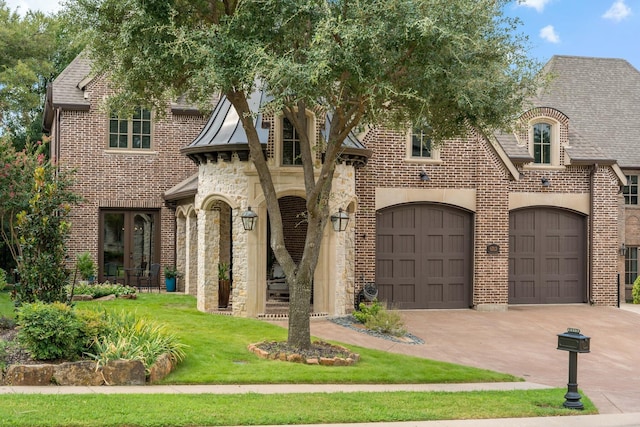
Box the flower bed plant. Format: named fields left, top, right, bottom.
left=69, top=282, right=137, bottom=299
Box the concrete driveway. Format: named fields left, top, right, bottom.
left=309, top=304, right=640, bottom=414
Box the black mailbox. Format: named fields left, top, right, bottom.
left=557, top=328, right=590, bottom=353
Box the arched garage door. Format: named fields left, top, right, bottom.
left=376, top=204, right=473, bottom=309
left=509, top=208, right=587, bottom=304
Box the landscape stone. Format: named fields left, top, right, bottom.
left=53, top=361, right=103, bottom=386
left=101, top=359, right=145, bottom=385
left=4, top=364, right=54, bottom=386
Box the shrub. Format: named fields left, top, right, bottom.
left=633, top=276, right=640, bottom=304
left=16, top=302, right=84, bottom=360
left=69, top=282, right=136, bottom=299
left=353, top=300, right=407, bottom=337
left=353, top=299, right=382, bottom=324
left=76, top=252, right=96, bottom=281
left=87, top=310, right=186, bottom=374
left=14, top=165, right=80, bottom=305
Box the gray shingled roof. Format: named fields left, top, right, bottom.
left=43, top=54, right=205, bottom=131
left=534, top=55, right=640, bottom=168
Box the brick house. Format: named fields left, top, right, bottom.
left=43, top=54, right=208, bottom=281
left=46, top=54, right=630, bottom=315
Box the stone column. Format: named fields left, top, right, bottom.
left=185, top=211, right=198, bottom=296
left=197, top=208, right=219, bottom=312
left=176, top=214, right=187, bottom=292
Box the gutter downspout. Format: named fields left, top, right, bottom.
left=588, top=164, right=597, bottom=304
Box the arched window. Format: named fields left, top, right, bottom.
left=533, top=123, right=551, bottom=164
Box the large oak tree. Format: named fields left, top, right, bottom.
left=68, top=0, right=539, bottom=349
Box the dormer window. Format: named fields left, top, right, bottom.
left=527, top=119, right=560, bottom=167
left=533, top=123, right=551, bottom=164
left=282, top=117, right=302, bottom=165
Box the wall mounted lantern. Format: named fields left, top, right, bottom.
left=541, top=177, right=550, bottom=187
left=241, top=206, right=258, bottom=231
left=619, top=243, right=627, bottom=256
left=419, top=170, right=430, bottom=181
left=331, top=208, right=349, bottom=232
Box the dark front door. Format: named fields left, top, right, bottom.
left=99, top=210, right=160, bottom=283
left=376, top=204, right=473, bottom=309
left=509, top=208, right=587, bottom=304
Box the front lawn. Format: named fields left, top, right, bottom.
left=0, top=290, right=598, bottom=426
left=71, top=293, right=517, bottom=384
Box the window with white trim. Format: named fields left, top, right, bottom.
left=407, top=125, right=440, bottom=161
left=281, top=117, right=302, bottom=165
left=527, top=119, right=561, bottom=167
left=623, top=175, right=638, bottom=205
left=533, top=123, right=551, bottom=164
left=109, top=108, right=152, bottom=150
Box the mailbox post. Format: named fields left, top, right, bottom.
left=557, top=328, right=590, bottom=410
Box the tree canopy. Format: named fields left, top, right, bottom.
left=67, top=0, right=540, bottom=348
left=0, top=1, right=82, bottom=148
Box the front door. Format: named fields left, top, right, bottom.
left=99, top=210, right=160, bottom=283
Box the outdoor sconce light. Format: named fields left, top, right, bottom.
left=541, top=177, right=550, bottom=187
left=419, top=170, right=430, bottom=181
left=331, top=208, right=349, bottom=232
left=619, top=243, right=627, bottom=256
left=241, top=206, right=258, bottom=231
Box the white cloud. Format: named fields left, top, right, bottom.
left=539, top=25, right=560, bottom=43
left=518, top=0, right=552, bottom=13
left=603, top=0, right=632, bottom=22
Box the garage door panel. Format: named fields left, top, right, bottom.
left=448, top=259, right=464, bottom=276
left=448, top=283, right=466, bottom=302
left=509, top=208, right=586, bottom=304
left=398, top=259, right=416, bottom=277
left=397, top=284, right=416, bottom=302
left=377, top=234, right=393, bottom=252
left=426, top=283, right=444, bottom=302
left=397, top=235, right=416, bottom=253
left=395, top=209, right=415, bottom=228
left=377, top=204, right=472, bottom=309
left=449, top=234, right=465, bottom=252
left=511, top=280, right=536, bottom=300
left=377, top=283, right=394, bottom=303
left=425, top=235, right=443, bottom=252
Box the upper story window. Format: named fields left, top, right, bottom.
left=281, top=117, right=302, bottom=165
left=526, top=119, right=561, bottom=168
left=411, top=126, right=432, bottom=158
left=623, top=175, right=639, bottom=205
left=532, top=123, right=551, bottom=164
left=407, top=125, right=440, bottom=162
left=109, top=108, right=152, bottom=150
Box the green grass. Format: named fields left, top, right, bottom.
left=0, top=389, right=596, bottom=427
left=70, top=293, right=517, bottom=384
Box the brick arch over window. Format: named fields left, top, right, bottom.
left=516, top=107, right=570, bottom=167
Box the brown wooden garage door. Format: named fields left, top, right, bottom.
left=376, top=204, right=473, bottom=309
left=509, top=208, right=587, bottom=304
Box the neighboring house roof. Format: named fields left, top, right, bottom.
left=534, top=55, right=640, bottom=169
left=182, top=84, right=371, bottom=165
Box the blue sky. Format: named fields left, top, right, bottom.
left=5, top=0, right=640, bottom=70
left=505, top=0, right=640, bottom=69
